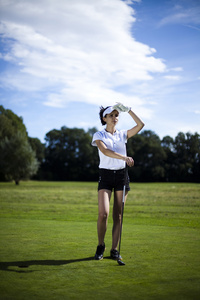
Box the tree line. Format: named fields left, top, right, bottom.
left=0, top=105, right=199, bottom=184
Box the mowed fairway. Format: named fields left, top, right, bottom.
left=0, top=181, right=200, bottom=300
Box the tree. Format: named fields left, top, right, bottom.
left=188, top=132, right=200, bottom=182
left=28, top=137, right=45, bottom=164
left=0, top=105, right=27, bottom=138
left=28, top=137, right=45, bottom=179
left=0, top=106, right=39, bottom=184
left=161, top=135, right=177, bottom=181
left=173, top=132, right=200, bottom=182
left=0, top=132, right=39, bottom=184
left=43, top=126, right=99, bottom=181
left=127, top=130, right=167, bottom=181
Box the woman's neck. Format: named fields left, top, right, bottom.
left=105, top=126, right=116, bottom=135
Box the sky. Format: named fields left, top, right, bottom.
left=0, top=0, right=199, bottom=143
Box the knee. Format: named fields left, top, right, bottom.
left=113, top=212, right=121, bottom=223
left=98, top=212, right=109, bottom=222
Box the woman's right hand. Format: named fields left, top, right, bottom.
left=113, top=102, right=131, bottom=113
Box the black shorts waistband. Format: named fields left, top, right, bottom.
left=99, top=168, right=125, bottom=174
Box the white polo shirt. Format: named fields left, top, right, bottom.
left=91, top=129, right=127, bottom=170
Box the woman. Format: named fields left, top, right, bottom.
left=91, top=102, right=144, bottom=260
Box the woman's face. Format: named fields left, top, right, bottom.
left=103, top=110, right=119, bottom=126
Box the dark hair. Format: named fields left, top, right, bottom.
left=99, top=106, right=110, bottom=125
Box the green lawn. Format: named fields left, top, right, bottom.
left=0, top=181, right=200, bottom=299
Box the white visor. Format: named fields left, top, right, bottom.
left=103, top=106, right=119, bottom=118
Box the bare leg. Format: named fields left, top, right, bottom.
left=112, top=190, right=128, bottom=250
left=97, top=189, right=112, bottom=245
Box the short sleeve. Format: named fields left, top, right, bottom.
left=91, top=131, right=103, bottom=147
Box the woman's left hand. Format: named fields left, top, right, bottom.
left=125, top=156, right=134, bottom=167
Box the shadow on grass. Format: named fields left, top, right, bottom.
left=0, top=257, right=99, bottom=273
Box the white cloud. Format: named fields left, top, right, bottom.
left=159, top=3, right=200, bottom=26
left=124, top=0, right=141, bottom=4
left=164, top=75, right=181, bottom=81
left=0, top=0, right=166, bottom=114
left=184, top=24, right=200, bottom=32
left=169, top=67, right=183, bottom=72
left=194, top=110, right=200, bottom=114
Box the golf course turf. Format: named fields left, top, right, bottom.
left=0, top=181, right=200, bottom=299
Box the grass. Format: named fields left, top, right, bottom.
left=0, top=181, right=200, bottom=299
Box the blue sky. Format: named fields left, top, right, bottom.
left=0, top=0, right=199, bottom=142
